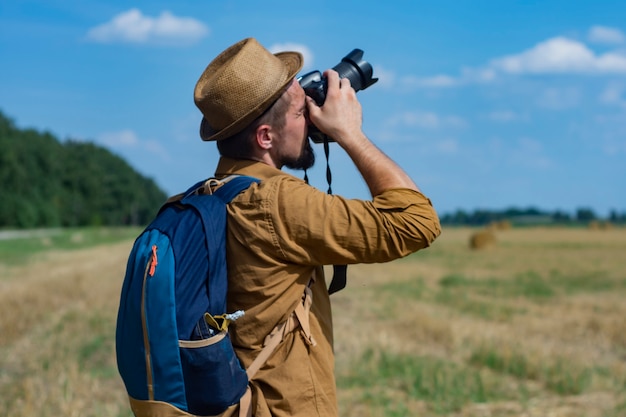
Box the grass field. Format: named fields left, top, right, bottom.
left=1, top=226, right=625, bottom=416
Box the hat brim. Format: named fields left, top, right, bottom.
left=200, top=51, right=303, bottom=141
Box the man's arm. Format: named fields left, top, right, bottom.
left=306, top=70, right=418, bottom=197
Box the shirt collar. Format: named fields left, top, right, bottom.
left=215, top=157, right=299, bottom=182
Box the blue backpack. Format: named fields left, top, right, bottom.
left=115, top=175, right=260, bottom=416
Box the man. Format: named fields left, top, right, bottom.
left=193, top=38, right=441, bottom=417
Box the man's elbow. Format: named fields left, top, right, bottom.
left=406, top=207, right=442, bottom=251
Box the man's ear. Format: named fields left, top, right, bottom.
left=255, top=124, right=273, bottom=150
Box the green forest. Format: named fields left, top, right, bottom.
left=0, top=111, right=167, bottom=229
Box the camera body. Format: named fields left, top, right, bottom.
left=298, top=49, right=378, bottom=143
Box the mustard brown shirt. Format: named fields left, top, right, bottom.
left=215, top=157, right=441, bottom=417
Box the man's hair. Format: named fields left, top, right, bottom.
left=217, top=86, right=291, bottom=159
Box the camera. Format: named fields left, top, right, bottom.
left=298, top=49, right=378, bottom=143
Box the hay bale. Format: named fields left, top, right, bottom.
left=469, top=229, right=497, bottom=250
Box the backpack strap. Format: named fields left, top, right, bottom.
left=178, top=175, right=259, bottom=316
left=244, top=283, right=316, bottom=380
left=162, top=175, right=258, bottom=206
left=211, top=175, right=260, bottom=202
left=238, top=273, right=317, bottom=417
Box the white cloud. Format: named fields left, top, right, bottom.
left=404, top=34, right=626, bottom=90
left=100, top=129, right=139, bottom=146
left=269, top=43, right=314, bottom=70
left=588, top=25, right=626, bottom=45
left=98, top=129, right=170, bottom=160
left=86, top=9, right=209, bottom=45
left=491, top=36, right=626, bottom=75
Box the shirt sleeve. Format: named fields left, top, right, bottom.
left=265, top=176, right=441, bottom=266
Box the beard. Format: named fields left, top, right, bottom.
left=282, top=139, right=315, bottom=170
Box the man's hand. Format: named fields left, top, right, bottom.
left=305, top=70, right=365, bottom=149
left=305, top=69, right=419, bottom=197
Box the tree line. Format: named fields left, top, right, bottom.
left=0, top=111, right=167, bottom=229
left=440, top=206, right=626, bottom=227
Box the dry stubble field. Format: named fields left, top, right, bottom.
left=1, top=227, right=625, bottom=416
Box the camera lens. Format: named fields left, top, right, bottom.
left=332, top=49, right=377, bottom=92
left=298, top=49, right=378, bottom=143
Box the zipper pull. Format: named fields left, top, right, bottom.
left=148, top=245, right=158, bottom=276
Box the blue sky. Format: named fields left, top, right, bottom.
left=1, top=1, right=625, bottom=217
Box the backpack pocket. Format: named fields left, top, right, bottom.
left=178, top=331, right=249, bottom=416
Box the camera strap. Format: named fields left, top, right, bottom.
left=304, top=138, right=347, bottom=294
left=323, top=139, right=333, bottom=194
left=323, top=138, right=347, bottom=294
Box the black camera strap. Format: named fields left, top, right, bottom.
left=323, top=139, right=333, bottom=194
left=304, top=138, right=347, bottom=295
left=323, top=138, right=347, bottom=294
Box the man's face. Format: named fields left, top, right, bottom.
left=273, top=81, right=315, bottom=170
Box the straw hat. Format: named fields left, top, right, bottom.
left=194, top=38, right=303, bottom=141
